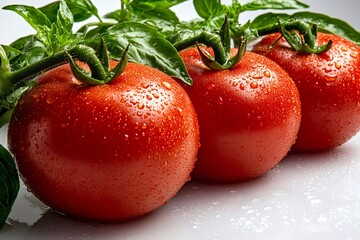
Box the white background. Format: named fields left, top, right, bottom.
left=1, top=1, right=360, bottom=240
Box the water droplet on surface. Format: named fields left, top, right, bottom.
left=212, top=201, right=221, bottom=206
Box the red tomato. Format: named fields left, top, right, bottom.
left=7, top=61, right=199, bottom=221
left=252, top=32, right=360, bottom=151
left=179, top=47, right=301, bottom=182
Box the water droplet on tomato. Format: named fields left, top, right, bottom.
left=250, top=81, right=258, bottom=89
left=46, top=96, right=55, bottom=104
left=252, top=74, right=262, bottom=80
left=134, top=133, right=140, bottom=140
left=350, top=52, right=359, bottom=58
left=324, top=66, right=332, bottom=73
left=335, top=62, right=342, bottom=70
left=164, top=160, right=168, bottom=167
left=263, top=71, right=271, bottom=78
left=177, top=107, right=183, bottom=115
left=146, top=95, right=152, bottom=101
left=316, top=62, right=323, bottom=67
left=137, top=102, right=144, bottom=109
left=217, top=96, right=224, bottom=105
left=141, top=82, right=149, bottom=89
left=161, top=81, right=172, bottom=90
left=207, top=83, right=215, bottom=90
left=325, top=74, right=337, bottom=85
left=239, top=83, right=245, bottom=90
left=124, top=134, right=129, bottom=140
left=31, top=92, right=41, bottom=99
left=152, top=92, right=160, bottom=99
left=341, top=47, right=348, bottom=52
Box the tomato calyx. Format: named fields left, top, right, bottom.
left=66, top=38, right=129, bottom=85
left=174, top=16, right=246, bottom=70
left=254, top=18, right=333, bottom=54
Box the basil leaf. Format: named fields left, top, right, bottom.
left=0, top=144, right=20, bottom=230
left=65, top=0, right=101, bottom=22
left=4, top=2, right=77, bottom=55
left=133, top=8, right=180, bottom=34
left=40, top=0, right=99, bottom=22
left=130, top=0, right=188, bottom=9
left=102, top=22, right=192, bottom=85
left=3, top=5, right=53, bottom=47
left=39, top=2, right=61, bottom=23
left=242, top=0, right=308, bottom=11
left=9, top=35, right=47, bottom=70
left=56, top=1, right=74, bottom=39
left=193, top=0, right=228, bottom=20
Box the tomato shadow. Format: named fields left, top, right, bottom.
left=23, top=207, right=170, bottom=240
left=22, top=177, right=271, bottom=240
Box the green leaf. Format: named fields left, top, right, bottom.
left=56, top=1, right=74, bottom=38
left=193, top=0, right=228, bottom=20
left=133, top=8, right=181, bottom=34
left=242, top=0, right=308, bottom=11
left=0, top=144, right=20, bottom=229
left=40, top=0, right=99, bottom=22
left=9, top=35, right=47, bottom=70
left=3, top=4, right=52, bottom=47
left=65, top=0, right=101, bottom=22
left=130, top=0, right=188, bottom=10
left=102, top=22, right=192, bottom=85
left=39, top=2, right=61, bottom=23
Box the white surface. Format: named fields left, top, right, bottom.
left=1, top=0, right=360, bottom=240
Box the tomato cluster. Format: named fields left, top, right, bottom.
left=6, top=24, right=360, bottom=224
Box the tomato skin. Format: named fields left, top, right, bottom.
left=179, top=47, right=301, bottom=182
left=8, top=62, right=199, bottom=221
left=252, top=33, right=360, bottom=151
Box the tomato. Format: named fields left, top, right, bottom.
left=7, top=61, right=199, bottom=221
left=179, top=47, right=301, bottom=182
left=252, top=32, right=360, bottom=151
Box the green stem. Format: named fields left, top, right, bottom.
left=255, top=19, right=317, bottom=48
left=173, top=31, right=228, bottom=65
left=2, top=45, right=107, bottom=96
